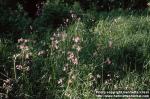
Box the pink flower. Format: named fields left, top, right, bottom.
left=19, top=45, right=29, bottom=51
left=3, top=79, right=11, bottom=84
left=72, top=57, right=78, bottom=65
left=67, top=51, right=75, bottom=60
left=16, top=65, right=23, bottom=70
left=18, top=38, right=30, bottom=43
left=67, top=51, right=79, bottom=65
left=106, top=58, right=111, bottom=65
left=24, top=45, right=29, bottom=50
left=76, top=45, right=81, bottom=52
left=24, top=39, right=30, bottom=43
left=18, top=38, right=24, bottom=43
left=72, top=44, right=81, bottom=52
left=19, top=45, right=24, bottom=49
left=73, top=36, right=80, bottom=43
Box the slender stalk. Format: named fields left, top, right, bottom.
left=102, top=64, right=103, bottom=86
left=13, top=56, right=17, bottom=80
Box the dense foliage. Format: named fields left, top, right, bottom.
left=0, top=0, right=150, bottom=99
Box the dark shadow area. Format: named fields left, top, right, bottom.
left=0, top=0, right=149, bottom=42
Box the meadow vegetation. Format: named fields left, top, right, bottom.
left=0, top=0, right=150, bottom=98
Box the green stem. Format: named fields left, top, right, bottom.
left=13, top=57, right=17, bottom=80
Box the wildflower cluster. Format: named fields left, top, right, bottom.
left=67, top=36, right=82, bottom=65
left=2, top=79, right=13, bottom=98
left=14, top=38, right=32, bottom=71
left=67, top=51, right=78, bottom=65
left=62, top=36, right=83, bottom=97
left=72, top=36, right=82, bottom=52
left=50, top=31, right=67, bottom=50
left=70, top=10, right=77, bottom=19
left=17, top=38, right=32, bottom=58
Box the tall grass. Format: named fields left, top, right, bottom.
left=0, top=9, right=150, bottom=98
